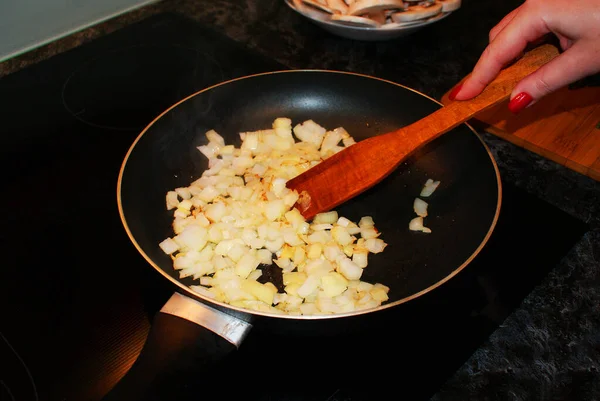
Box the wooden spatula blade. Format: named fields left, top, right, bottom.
left=286, top=133, right=411, bottom=220
left=287, top=44, right=560, bottom=220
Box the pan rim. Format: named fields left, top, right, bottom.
left=117, top=69, right=502, bottom=321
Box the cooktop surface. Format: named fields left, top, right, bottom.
left=0, top=13, right=587, bottom=401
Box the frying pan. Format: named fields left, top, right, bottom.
left=105, top=70, right=501, bottom=400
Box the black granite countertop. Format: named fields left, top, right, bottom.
left=1, top=0, right=598, bottom=400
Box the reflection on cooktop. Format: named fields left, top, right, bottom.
left=61, top=44, right=224, bottom=130
left=0, top=332, right=39, bottom=401
left=0, top=12, right=588, bottom=401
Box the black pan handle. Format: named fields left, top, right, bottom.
left=100, top=292, right=253, bottom=401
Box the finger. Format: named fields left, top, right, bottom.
left=511, top=40, right=600, bottom=105
left=558, top=34, right=574, bottom=51
left=489, top=6, right=521, bottom=43
left=453, top=8, right=550, bottom=100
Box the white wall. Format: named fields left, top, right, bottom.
left=0, top=0, right=160, bottom=62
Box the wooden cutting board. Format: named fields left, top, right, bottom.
left=440, top=83, right=600, bottom=181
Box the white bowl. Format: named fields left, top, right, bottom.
left=285, top=0, right=452, bottom=41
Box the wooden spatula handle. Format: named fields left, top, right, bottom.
left=386, top=44, right=560, bottom=147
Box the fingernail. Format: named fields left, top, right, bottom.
left=508, top=92, right=533, bottom=114
left=448, top=83, right=463, bottom=101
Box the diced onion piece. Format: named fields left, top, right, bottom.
left=257, top=249, right=273, bottom=265
left=331, top=226, right=353, bottom=246
left=293, top=247, right=306, bottom=266
left=283, top=271, right=307, bottom=286
left=293, top=120, right=326, bottom=148
left=241, top=279, right=276, bottom=305
left=203, top=159, right=224, bottom=176
left=313, top=211, right=338, bottom=224
left=360, top=227, right=379, bottom=239
left=270, top=177, right=288, bottom=197
left=352, top=251, right=368, bottom=268
left=299, top=303, right=319, bottom=315
left=178, top=199, right=193, bottom=211
left=358, top=216, right=374, bottom=228
left=365, top=238, right=387, bottom=254
left=283, top=230, right=304, bottom=247
left=205, top=129, right=225, bottom=147
left=409, top=216, right=432, bottom=233
left=342, top=136, right=356, bottom=147
left=310, top=223, right=333, bottom=231
left=205, top=202, right=227, bottom=222
left=297, top=275, right=320, bottom=299
left=159, top=238, right=179, bottom=255
left=307, top=243, right=322, bottom=259
left=175, top=187, right=192, bottom=200
left=321, top=272, right=348, bottom=298
left=199, top=276, right=214, bottom=286
left=413, top=198, right=428, bottom=217
left=190, top=285, right=216, bottom=299
left=166, top=191, right=179, bottom=210
left=357, top=281, right=373, bottom=292
left=307, top=230, right=330, bottom=244
left=241, top=132, right=259, bottom=152
left=265, top=200, right=286, bottom=221
left=176, top=225, right=208, bottom=251
left=337, top=256, right=363, bottom=280
left=420, top=178, right=440, bottom=197
left=194, top=213, right=211, bottom=228
left=336, top=217, right=352, bottom=227
left=174, top=208, right=190, bottom=218
left=323, top=243, right=343, bottom=262
left=197, top=141, right=221, bottom=159
left=283, top=191, right=300, bottom=208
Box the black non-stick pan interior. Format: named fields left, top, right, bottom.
left=119, top=70, right=500, bottom=313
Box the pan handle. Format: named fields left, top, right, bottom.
left=101, top=292, right=252, bottom=401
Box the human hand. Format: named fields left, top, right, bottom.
left=449, top=0, right=600, bottom=113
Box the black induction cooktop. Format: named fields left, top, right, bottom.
left=0, top=12, right=587, bottom=401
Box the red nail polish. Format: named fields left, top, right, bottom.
left=448, top=83, right=463, bottom=101
left=508, top=92, right=533, bottom=114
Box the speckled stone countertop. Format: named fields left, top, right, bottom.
left=2, top=0, right=598, bottom=399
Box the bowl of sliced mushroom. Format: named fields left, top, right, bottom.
left=286, top=0, right=460, bottom=41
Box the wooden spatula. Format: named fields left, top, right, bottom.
left=286, top=44, right=559, bottom=220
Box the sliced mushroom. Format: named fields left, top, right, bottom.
left=327, top=0, right=350, bottom=13
left=368, top=11, right=387, bottom=25
left=347, top=0, right=405, bottom=16
left=438, top=0, right=461, bottom=12
left=293, top=0, right=334, bottom=20
left=302, top=0, right=335, bottom=13
left=391, top=1, right=442, bottom=22
left=331, top=13, right=381, bottom=27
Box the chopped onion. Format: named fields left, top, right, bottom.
left=158, top=119, right=391, bottom=315
left=175, top=187, right=192, bottom=200
left=205, top=129, right=225, bottom=147
left=359, top=216, right=374, bottom=228
left=413, top=198, right=428, bottom=217
left=365, top=238, right=387, bottom=254
left=420, top=178, right=440, bottom=197
left=409, top=216, right=432, bottom=233
left=159, top=238, right=179, bottom=255
left=410, top=178, right=440, bottom=233
left=166, top=191, right=179, bottom=210
left=313, top=211, right=338, bottom=224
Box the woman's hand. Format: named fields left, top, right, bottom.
left=449, top=0, right=600, bottom=113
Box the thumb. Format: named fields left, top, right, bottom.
left=511, top=40, right=600, bottom=106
